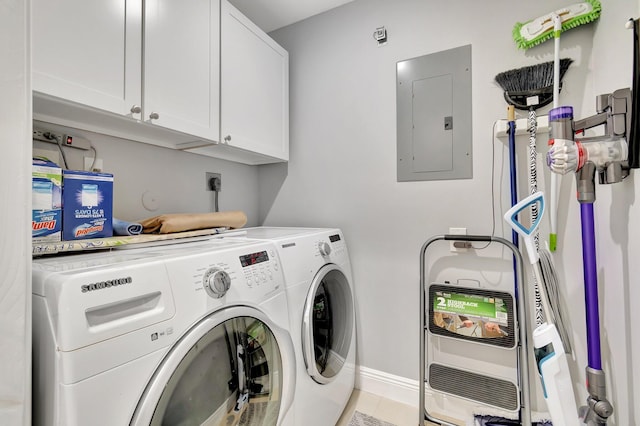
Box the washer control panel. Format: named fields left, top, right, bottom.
left=203, top=268, right=231, bottom=298
left=240, top=248, right=280, bottom=288
left=163, top=242, right=284, bottom=300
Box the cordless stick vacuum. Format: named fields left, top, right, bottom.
left=504, top=192, right=580, bottom=426
left=547, top=100, right=623, bottom=425
left=545, top=17, right=640, bottom=421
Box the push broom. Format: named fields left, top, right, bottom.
left=493, top=57, right=576, bottom=426
left=495, top=58, right=573, bottom=329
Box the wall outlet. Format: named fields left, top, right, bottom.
left=206, top=172, right=221, bottom=191
left=449, top=227, right=468, bottom=252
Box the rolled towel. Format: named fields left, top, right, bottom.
left=139, top=211, right=248, bottom=234
left=113, top=218, right=143, bottom=236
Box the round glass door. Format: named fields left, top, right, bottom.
left=302, top=264, right=354, bottom=384
left=131, top=307, right=293, bottom=426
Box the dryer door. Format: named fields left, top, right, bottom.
left=302, top=264, right=355, bottom=384
left=130, top=306, right=295, bottom=426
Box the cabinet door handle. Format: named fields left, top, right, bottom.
left=130, top=105, right=142, bottom=114
left=224, top=135, right=232, bottom=142
left=149, top=112, right=160, bottom=120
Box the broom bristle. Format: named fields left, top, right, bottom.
left=495, top=58, right=573, bottom=93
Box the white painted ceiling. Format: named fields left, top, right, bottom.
left=227, top=0, right=355, bottom=33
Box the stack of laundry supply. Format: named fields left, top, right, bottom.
left=139, top=211, right=248, bottom=234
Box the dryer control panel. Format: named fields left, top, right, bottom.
left=317, top=232, right=347, bottom=260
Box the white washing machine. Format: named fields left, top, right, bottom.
left=32, top=237, right=296, bottom=426
left=232, top=227, right=356, bottom=426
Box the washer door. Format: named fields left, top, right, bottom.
left=130, top=306, right=294, bottom=426
left=302, top=264, right=354, bottom=384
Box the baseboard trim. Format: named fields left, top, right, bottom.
left=355, top=366, right=552, bottom=424
left=355, top=366, right=419, bottom=408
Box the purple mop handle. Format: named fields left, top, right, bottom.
left=580, top=202, right=602, bottom=370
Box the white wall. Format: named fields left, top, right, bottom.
left=261, top=0, right=640, bottom=423
left=33, top=124, right=262, bottom=226
left=0, top=0, right=32, bottom=424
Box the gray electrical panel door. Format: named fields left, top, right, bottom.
left=397, top=45, right=472, bottom=181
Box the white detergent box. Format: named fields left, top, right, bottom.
left=32, top=159, right=62, bottom=243
left=62, top=170, right=114, bottom=240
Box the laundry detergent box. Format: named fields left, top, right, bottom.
left=62, top=170, right=114, bottom=240
left=32, top=159, right=62, bottom=243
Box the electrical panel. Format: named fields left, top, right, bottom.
left=396, top=44, right=472, bottom=182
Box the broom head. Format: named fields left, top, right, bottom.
left=495, top=58, right=573, bottom=110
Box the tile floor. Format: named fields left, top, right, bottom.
left=335, top=390, right=463, bottom=426
left=335, top=389, right=419, bottom=426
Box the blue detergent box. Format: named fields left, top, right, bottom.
left=32, top=159, right=63, bottom=243
left=62, top=170, right=114, bottom=240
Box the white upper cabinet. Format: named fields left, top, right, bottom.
left=31, top=0, right=288, bottom=164
left=143, top=0, right=219, bottom=140
left=217, top=0, right=289, bottom=162
left=32, top=0, right=142, bottom=117
left=32, top=0, right=219, bottom=142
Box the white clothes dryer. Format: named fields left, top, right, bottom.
left=232, top=227, right=356, bottom=426
left=32, top=238, right=296, bottom=426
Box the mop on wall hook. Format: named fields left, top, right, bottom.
left=513, top=0, right=601, bottom=252
left=513, top=0, right=601, bottom=50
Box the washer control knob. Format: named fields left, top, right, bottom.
left=203, top=268, right=231, bottom=298
left=319, top=241, right=332, bottom=256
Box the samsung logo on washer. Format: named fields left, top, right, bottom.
left=81, top=276, right=133, bottom=293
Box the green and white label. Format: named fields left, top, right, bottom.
left=434, top=291, right=508, bottom=325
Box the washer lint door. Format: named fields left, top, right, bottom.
left=130, top=306, right=294, bottom=426
left=302, top=264, right=355, bottom=384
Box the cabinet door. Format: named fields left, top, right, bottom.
left=144, top=0, right=220, bottom=141
left=221, top=0, right=289, bottom=161
left=32, top=0, right=142, bottom=117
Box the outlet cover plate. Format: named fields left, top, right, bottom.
left=205, top=172, right=221, bottom=191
